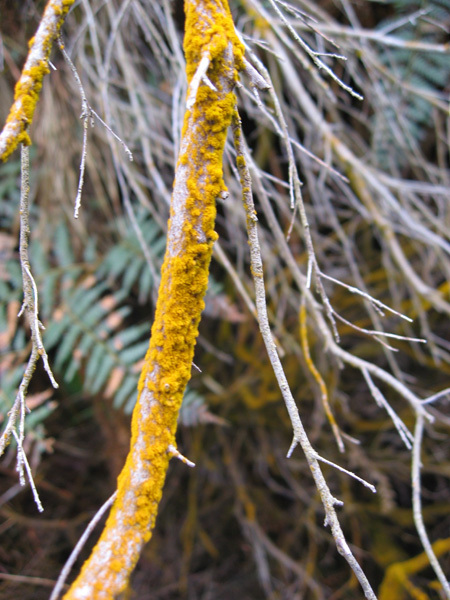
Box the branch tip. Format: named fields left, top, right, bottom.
left=168, top=444, right=196, bottom=468
left=286, top=438, right=298, bottom=458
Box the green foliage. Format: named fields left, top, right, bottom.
left=1, top=209, right=213, bottom=421
left=39, top=216, right=163, bottom=413
left=96, top=215, right=165, bottom=302
left=371, top=0, right=449, bottom=169
left=0, top=159, right=21, bottom=227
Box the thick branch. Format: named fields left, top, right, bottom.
left=63, top=1, right=243, bottom=598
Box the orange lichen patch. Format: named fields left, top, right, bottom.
left=0, top=0, right=75, bottom=162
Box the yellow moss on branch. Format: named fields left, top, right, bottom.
left=0, top=0, right=75, bottom=162
left=64, top=1, right=244, bottom=598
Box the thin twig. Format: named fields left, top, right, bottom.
left=49, top=492, right=118, bottom=600
left=314, top=452, right=376, bottom=494
left=241, top=44, right=340, bottom=340
left=58, top=36, right=133, bottom=218
left=267, top=0, right=363, bottom=100
left=57, top=37, right=91, bottom=218
left=362, top=369, right=413, bottom=449
left=412, top=414, right=450, bottom=599
left=168, top=444, right=196, bottom=468
left=12, top=430, right=43, bottom=512
left=232, top=109, right=377, bottom=600
left=242, top=57, right=271, bottom=90
left=319, top=272, right=413, bottom=322
left=331, top=308, right=426, bottom=345
left=421, top=387, right=450, bottom=405
left=0, top=146, right=58, bottom=510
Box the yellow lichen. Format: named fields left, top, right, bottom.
left=0, top=0, right=75, bottom=162
left=64, top=1, right=245, bottom=597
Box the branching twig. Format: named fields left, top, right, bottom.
left=0, top=145, right=58, bottom=510
left=58, top=36, right=133, bottom=218
left=232, top=109, right=377, bottom=600
left=362, top=369, right=414, bottom=450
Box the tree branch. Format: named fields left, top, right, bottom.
left=232, top=110, right=377, bottom=600
left=63, top=1, right=244, bottom=597
left=0, top=0, right=75, bottom=162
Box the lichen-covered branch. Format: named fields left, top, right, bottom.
left=63, top=1, right=243, bottom=598
left=0, top=0, right=75, bottom=162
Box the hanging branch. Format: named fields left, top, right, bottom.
left=0, top=145, right=58, bottom=510
left=231, top=109, right=377, bottom=600
left=0, top=0, right=75, bottom=162
left=63, top=2, right=244, bottom=597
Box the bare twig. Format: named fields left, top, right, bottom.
left=58, top=36, right=133, bottom=218
left=0, top=145, right=58, bottom=510
left=12, top=430, right=43, bottom=512
left=50, top=492, right=118, bottom=600
left=291, top=21, right=450, bottom=53
left=319, top=272, right=413, bottom=322
left=167, top=444, right=196, bottom=468
left=313, top=452, right=376, bottom=494
left=412, top=414, right=450, bottom=599
left=362, top=369, right=413, bottom=449
left=421, top=388, right=450, bottom=405
left=242, top=57, right=271, bottom=90
left=232, top=109, right=377, bottom=600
